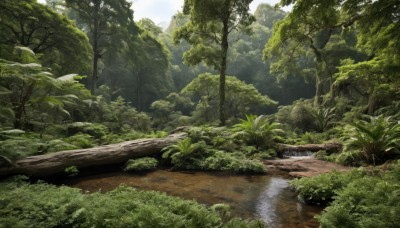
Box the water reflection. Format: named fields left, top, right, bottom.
left=256, top=177, right=289, bottom=227
left=62, top=170, right=321, bottom=227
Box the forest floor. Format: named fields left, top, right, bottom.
left=263, top=157, right=351, bottom=178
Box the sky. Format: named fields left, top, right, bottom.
left=132, top=0, right=287, bottom=29
left=38, top=0, right=289, bottom=30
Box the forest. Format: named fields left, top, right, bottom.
left=0, top=0, right=399, bottom=227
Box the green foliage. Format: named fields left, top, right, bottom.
left=162, top=129, right=269, bottom=174
left=175, top=0, right=255, bottom=125
left=202, top=151, right=266, bottom=174
left=45, top=139, right=78, bottom=153
left=0, top=53, right=81, bottom=129
left=67, top=122, right=109, bottom=139
left=291, top=169, right=367, bottom=205
left=64, top=166, right=79, bottom=176
left=274, top=99, right=316, bottom=133
left=124, top=157, right=158, bottom=172
left=182, top=73, right=277, bottom=124
left=342, top=115, right=400, bottom=165
left=0, top=0, right=92, bottom=76
left=233, top=114, right=284, bottom=149
left=0, top=178, right=261, bottom=227
left=91, top=96, right=152, bottom=132
left=63, top=133, right=96, bottom=149
left=162, top=138, right=209, bottom=170
left=309, top=107, right=336, bottom=132
left=317, top=161, right=400, bottom=227
left=0, top=136, right=44, bottom=163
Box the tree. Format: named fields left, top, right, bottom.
left=0, top=47, right=85, bottom=129
left=182, top=73, right=277, bottom=124
left=173, top=0, right=255, bottom=126
left=65, top=0, right=137, bottom=93
left=0, top=0, right=92, bottom=76
left=267, top=0, right=400, bottom=108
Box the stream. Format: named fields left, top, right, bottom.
left=62, top=169, right=322, bottom=227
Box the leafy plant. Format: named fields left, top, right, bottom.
left=233, top=114, right=284, bottom=149
left=124, top=157, right=158, bottom=172
left=309, top=107, right=336, bottom=132
left=317, top=161, right=400, bottom=227
left=162, top=137, right=208, bottom=169
left=63, top=133, right=96, bottom=149
left=342, top=115, right=400, bottom=165
left=290, top=169, right=366, bottom=205
left=0, top=178, right=261, bottom=227
left=64, top=166, right=79, bottom=176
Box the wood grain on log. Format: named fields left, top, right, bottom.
left=0, top=132, right=187, bottom=177
left=277, top=142, right=342, bottom=153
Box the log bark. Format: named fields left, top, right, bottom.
left=0, top=132, right=187, bottom=177
left=277, top=142, right=342, bottom=153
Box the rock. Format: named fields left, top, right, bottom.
left=264, top=158, right=351, bottom=178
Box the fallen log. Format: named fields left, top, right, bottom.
left=277, top=142, right=342, bottom=153
left=0, top=132, right=187, bottom=177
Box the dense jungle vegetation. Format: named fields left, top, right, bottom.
left=0, top=0, right=399, bottom=227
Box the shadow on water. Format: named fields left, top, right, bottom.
left=61, top=169, right=322, bottom=227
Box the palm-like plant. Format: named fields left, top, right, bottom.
left=343, top=115, right=400, bottom=164
left=162, top=137, right=207, bottom=169
left=310, top=107, right=336, bottom=132
left=233, top=114, right=284, bottom=149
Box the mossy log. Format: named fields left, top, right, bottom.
left=277, top=142, right=342, bottom=153
left=0, top=132, right=187, bottom=177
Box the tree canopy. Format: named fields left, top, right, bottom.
left=0, top=0, right=92, bottom=76
left=174, top=0, right=255, bottom=125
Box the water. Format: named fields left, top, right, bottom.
left=283, top=151, right=314, bottom=157
left=62, top=170, right=322, bottom=227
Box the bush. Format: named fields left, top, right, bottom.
left=162, top=138, right=210, bottom=170
left=290, top=169, right=367, bottom=205
left=67, top=122, right=109, bottom=139
left=233, top=114, right=284, bottom=149
left=317, top=162, right=400, bottom=227
left=0, top=178, right=262, bottom=227
left=124, top=157, right=158, bottom=172
left=63, top=133, right=96, bottom=149
left=341, top=115, right=400, bottom=165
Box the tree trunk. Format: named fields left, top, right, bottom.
left=0, top=133, right=187, bottom=177
left=367, top=87, right=376, bottom=115
left=219, top=15, right=229, bottom=126
left=91, top=1, right=100, bottom=94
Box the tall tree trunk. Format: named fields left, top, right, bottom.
left=367, top=87, right=376, bottom=115
left=310, top=43, right=324, bottom=106
left=219, top=15, right=229, bottom=126
left=136, top=72, right=141, bottom=111
left=315, top=70, right=324, bottom=106
left=91, top=1, right=100, bottom=94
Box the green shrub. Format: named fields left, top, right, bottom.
left=233, top=114, right=284, bottom=149
left=124, top=157, right=158, bottom=172
left=162, top=138, right=209, bottom=170
left=0, top=136, right=45, bottom=163
left=67, top=122, right=109, bottom=139
left=45, top=139, right=78, bottom=152
left=64, top=166, right=79, bottom=176
left=342, top=115, right=400, bottom=165
left=63, top=133, right=96, bottom=149
left=290, top=169, right=366, bottom=205
left=0, top=178, right=262, bottom=227
left=317, top=163, right=400, bottom=227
